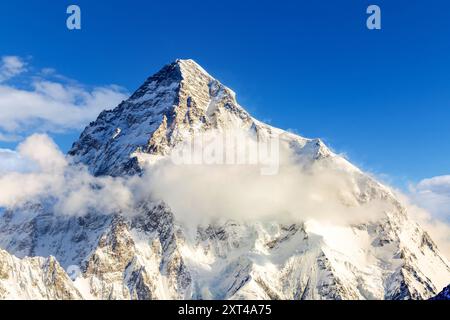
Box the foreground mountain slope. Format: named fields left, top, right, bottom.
left=0, top=59, right=449, bottom=299
left=0, top=249, right=81, bottom=299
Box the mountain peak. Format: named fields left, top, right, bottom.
left=127, top=58, right=226, bottom=105
left=69, top=59, right=249, bottom=176
left=68, top=59, right=327, bottom=176
left=174, top=59, right=212, bottom=78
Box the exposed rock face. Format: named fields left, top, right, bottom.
left=0, top=59, right=449, bottom=300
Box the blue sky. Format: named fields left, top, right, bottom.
left=0, top=0, right=449, bottom=188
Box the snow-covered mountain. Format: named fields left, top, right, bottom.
left=0, top=59, right=448, bottom=300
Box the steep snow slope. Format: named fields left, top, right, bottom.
left=0, top=59, right=449, bottom=300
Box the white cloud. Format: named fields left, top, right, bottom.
left=0, top=133, right=390, bottom=226
left=405, top=176, right=450, bottom=259
left=17, top=134, right=67, bottom=173
left=0, top=56, right=26, bottom=83
left=0, top=134, right=134, bottom=215
left=0, top=56, right=128, bottom=140
left=409, top=175, right=450, bottom=221
left=146, top=155, right=389, bottom=228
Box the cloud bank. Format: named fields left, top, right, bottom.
left=0, top=134, right=391, bottom=228
left=0, top=134, right=135, bottom=216
left=0, top=136, right=448, bottom=259
left=0, top=56, right=128, bottom=141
